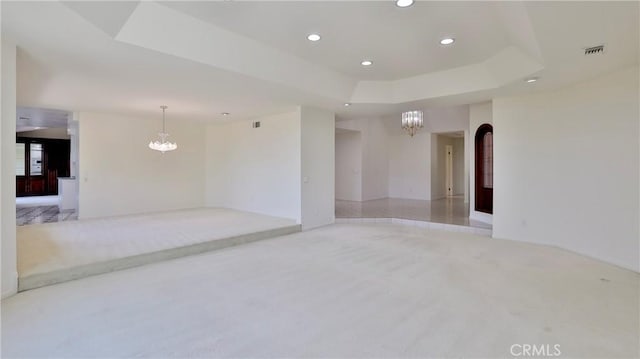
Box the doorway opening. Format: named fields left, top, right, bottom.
left=431, top=132, right=465, bottom=200
left=474, top=124, right=493, bottom=214
left=16, top=139, right=69, bottom=197
left=16, top=107, right=78, bottom=225
left=334, top=128, right=362, bottom=202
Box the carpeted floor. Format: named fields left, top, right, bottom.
left=17, top=208, right=298, bottom=290
left=3, top=223, right=638, bottom=358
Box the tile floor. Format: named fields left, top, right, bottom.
left=336, top=197, right=492, bottom=230
left=16, top=206, right=77, bottom=226
left=16, top=195, right=77, bottom=226
left=16, top=195, right=59, bottom=208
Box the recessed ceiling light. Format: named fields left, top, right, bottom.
left=396, top=0, right=414, bottom=8
left=344, top=103, right=351, bottom=107
left=307, top=33, right=321, bottom=42
left=221, top=112, right=230, bottom=116
left=440, top=37, right=455, bottom=45
left=525, top=77, right=539, bottom=83
left=361, top=60, right=373, bottom=66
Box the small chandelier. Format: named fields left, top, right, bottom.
left=149, top=105, right=177, bottom=153
left=401, top=110, right=424, bottom=137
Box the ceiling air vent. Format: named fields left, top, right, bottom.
left=584, top=45, right=604, bottom=55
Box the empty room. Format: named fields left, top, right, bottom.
left=1, top=1, right=638, bottom=358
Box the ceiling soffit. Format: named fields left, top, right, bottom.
left=88, top=1, right=544, bottom=106
left=352, top=47, right=543, bottom=104
left=62, top=1, right=140, bottom=38
left=114, top=2, right=357, bottom=102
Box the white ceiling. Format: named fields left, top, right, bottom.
left=16, top=107, right=70, bottom=132
left=161, top=1, right=511, bottom=81
left=2, top=1, right=638, bottom=123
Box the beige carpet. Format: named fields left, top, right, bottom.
left=17, top=208, right=299, bottom=290
left=4, top=223, right=638, bottom=358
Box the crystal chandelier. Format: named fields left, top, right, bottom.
left=149, top=105, right=177, bottom=153
left=401, top=110, right=424, bottom=137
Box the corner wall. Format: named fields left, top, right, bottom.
left=493, top=66, right=639, bottom=272
left=78, top=112, right=206, bottom=219
left=301, top=107, right=335, bottom=229
left=336, top=118, right=389, bottom=200
left=205, top=111, right=302, bottom=222
left=335, top=130, right=362, bottom=201
left=388, top=131, right=431, bottom=200
left=1, top=38, right=17, bottom=298
left=205, top=107, right=335, bottom=229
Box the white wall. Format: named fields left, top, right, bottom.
left=206, top=111, right=302, bottom=222
left=336, top=118, right=388, bottom=200
left=78, top=112, right=206, bottom=219
left=424, top=106, right=470, bottom=133
left=68, top=114, right=79, bottom=178
left=493, top=65, right=639, bottom=272
left=389, top=132, right=431, bottom=200
left=469, top=102, right=493, bottom=224
left=452, top=137, right=465, bottom=195
left=335, top=129, right=362, bottom=201
left=430, top=134, right=445, bottom=200
left=301, top=107, right=335, bottom=229
left=1, top=38, right=18, bottom=298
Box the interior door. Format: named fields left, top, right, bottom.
left=16, top=143, right=27, bottom=196
left=28, top=143, right=46, bottom=195
left=16, top=141, right=46, bottom=196
left=475, top=124, right=493, bottom=214
left=17, top=138, right=70, bottom=197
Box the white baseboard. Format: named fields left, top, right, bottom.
left=470, top=210, right=493, bottom=225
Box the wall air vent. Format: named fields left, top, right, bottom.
left=584, top=45, right=604, bottom=55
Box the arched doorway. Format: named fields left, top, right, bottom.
left=475, top=124, right=493, bottom=214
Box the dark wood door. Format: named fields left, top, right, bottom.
left=475, top=124, right=493, bottom=214
left=16, top=177, right=26, bottom=196
left=16, top=138, right=70, bottom=197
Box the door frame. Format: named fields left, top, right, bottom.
left=445, top=144, right=453, bottom=197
